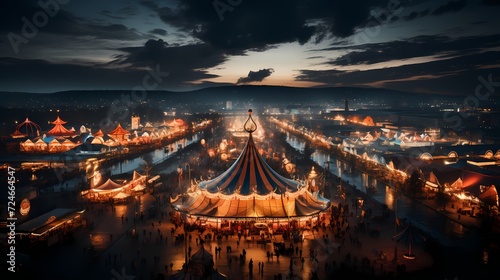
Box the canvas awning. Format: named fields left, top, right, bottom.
left=93, top=179, right=123, bottom=193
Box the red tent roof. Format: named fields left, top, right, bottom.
left=46, top=116, right=75, bottom=136
left=11, top=130, right=28, bottom=138
left=51, top=116, right=67, bottom=125
left=11, top=117, right=41, bottom=138
left=108, top=124, right=130, bottom=136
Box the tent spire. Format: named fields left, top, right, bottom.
left=244, top=109, right=257, bottom=133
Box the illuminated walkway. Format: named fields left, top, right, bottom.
left=27, top=184, right=438, bottom=280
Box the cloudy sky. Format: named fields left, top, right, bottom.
left=0, top=0, right=499, bottom=94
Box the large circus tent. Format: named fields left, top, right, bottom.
left=170, top=110, right=330, bottom=226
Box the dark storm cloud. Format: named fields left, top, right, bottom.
left=99, top=5, right=141, bottom=18
left=149, top=28, right=168, bottom=36
left=145, top=0, right=316, bottom=52
left=325, top=34, right=500, bottom=66
left=401, top=9, right=430, bottom=21
left=296, top=49, right=500, bottom=95
left=0, top=0, right=147, bottom=48
left=141, top=0, right=398, bottom=53
left=419, top=9, right=431, bottom=17
left=0, top=57, right=149, bottom=92
left=100, top=10, right=126, bottom=20
left=306, top=0, right=391, bottom=38
left=431, top=0, right=467, bottom=16
left=399, top=0, right=465, bottom=23
left=236, top=68, right=274, bottom=84
left=47, top=16, right=144, bottom=40
left=404, top=11, right=420, bottom=21
left=140, top=0, right=199, bottom=32
left=109, top=39, right=226, bottom=83
left=0, top=55, right=223, bottom=92
left=396, top=1, right=466, bottom=23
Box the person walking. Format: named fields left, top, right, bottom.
left=249, top=258, right=253, bottom=277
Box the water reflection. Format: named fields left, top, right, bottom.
left=109, top=134, right=200, bottom=175
left=42, top=134, right=200, bottom=191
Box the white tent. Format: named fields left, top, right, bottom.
left=35, top=138, right=48, bottom=151
left=21, top=139, right=35, bottom=152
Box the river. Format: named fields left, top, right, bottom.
left=42, top=133, right=201, bottom=192
left=108, top=133, right=200, bottom=175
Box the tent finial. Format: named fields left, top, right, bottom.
left=244, top=109, right=257, bottom=133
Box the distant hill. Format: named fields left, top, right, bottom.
left=0, top=85, right=473, bottom=108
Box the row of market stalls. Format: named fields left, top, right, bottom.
left=271, top=114, right=500, bottom=214
left=341, top=133, right=500, bottom=210
left=13, top=116, right=189, bottom=153
left=358, top=145, right=500, bottom=210
left=20, top=137, right=78, bottom=152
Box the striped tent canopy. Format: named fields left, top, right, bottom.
left=199, top=134, right=299, bottom=196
